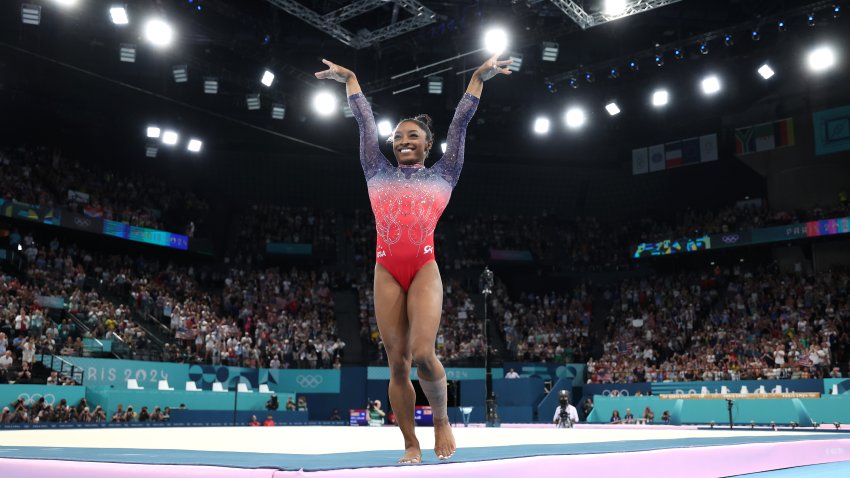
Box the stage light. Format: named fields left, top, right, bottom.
left=568, top=77, right=579, bottom=89
left=508, top=53, right=523, bottom=72
left=271, top=103, right=286, bottom=120
left=162, top=130, right=179, bottom=146
left=542, top=42, right=559, bottom=62
left=119, top=43, right=136, bottom=63
left=428, top=76, right=443, bottom=94
left=604, top=0, right=627, bottom=16
left=546, top=82, right=557, bottom=93
left=21, top=4, right=41, bottom=25
left=608, top=67, right=619, bottom=79
left=187, top=139, right=202, bottom=153
left=533, top=117, right=550, bottom=135
left=701, top=75, right=721, bottom=95
left=777, top=19, right=786, bottom=32
left=808, top=46, right=836, bottom=72
left=145, top=146, right=158, bottom=158
left=605, top=102, right=621, bottom=116
left=484, top=28, right=508, bottom=55
left=808, top=12, right=816, bottom=26
left=724, top=34, right=734, bottom=47
left=53, top=0, right=77, bottom=7
left=652, top=89, right=669, bottom=107
left=313, top=91, right=337, bottom=116
left=246, top=94, right=261, bottom=111
left=144, top=18, right=174, bottom=48
left=655, top=54, right=664, bottom=67
left=751, top=29, right=760, bottom=42
left=585, top=71, right=595, bottom=83
left=674, top=48, right=684, bottom=60
left=110, top=6, right=129, bottom=25
left=172, top=65, right=188, bottom=83
left=377, top=120, right=393, bottom=137
left=834, top=5, right=841, bottom=18
left=146, top=126, right=161, bottom=138
left=628, top=60, right=639, bottom=71
left=699, top=42, right=709, bottom=55
left=564, top=108, right=586, bottom=129
left=758, top=63, right=775, bottom=79
left=440, top=142, right=447, bottom=153
left=261, top=70, right=275, bottom=87
left=204, top=77, right=218, bottom=94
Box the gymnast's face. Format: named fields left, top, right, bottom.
left=392, top=121, right=432, bottom=166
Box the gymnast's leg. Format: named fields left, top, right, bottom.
left=373, top=263, right=420, bottom=463
left=407, top=261, right=455, bottom=460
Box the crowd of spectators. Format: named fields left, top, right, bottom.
left=236, top=204, right=337, bottom=264
left=0, top=396, right=172, bottom=424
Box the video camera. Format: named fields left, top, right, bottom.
left=557, top=390, right=573, bottom=429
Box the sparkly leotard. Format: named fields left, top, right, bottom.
left=349, top=92, right=479, bottom=291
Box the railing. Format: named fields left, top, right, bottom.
left=38, top=354, right=84, bottom=385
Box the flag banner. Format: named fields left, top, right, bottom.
left=813, top=105, right=850, bottom=156
left=665, top=141, right=683, bottom=169
left=700, top=134, right=718, bottom=162
left=734, top=118, right=795, bottom=155
left=648, top=144, right=665, bottom=172
left=633, top=132, right=717, bottom=175
left=632, top=148, right=649, bottom=175
left=681, top=137, right=701, bottom=165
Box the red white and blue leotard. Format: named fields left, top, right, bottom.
left=349, top=92, right=479, bottom=291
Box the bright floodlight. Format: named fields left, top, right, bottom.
left=313, top=92, right=337, bottom=116
left=605, top=102, right=621, bottom=116
left=808, top=46, right=836, bottom=72
left=604, top=0, right=627, bottom=16
left=484, top=28, right=508, bottom=55
left=377, top=120, right=393, bottom=137
left=54, top=0, right=77, bottom=7
left=187, top=139, right=203, bottom=153
left=701, top=75, right=721, bottom=95
left=565, top=108, right=586, bottom=129
left=261, top=70, right=275, bottom=87
left=652, top=89, right=669, bottom=107
left=110, top=6, right=128, bottom=25
left=162, top=130, right=179, bottom=145
left=758, top=64, right=775, bottom=79
left=533, top=117, right=550, bottom=134
left=441, top=142, right=447, bottom=154
left=146, top=126, right=161, bottom=138
left=144, top=19, right=174, bottom=48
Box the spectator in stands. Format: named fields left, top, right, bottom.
left=504, top=368, right=520, bottom=379
left=249, top=415, right=261, bottom=426
left=285, top=397, right=296, bottom=411
left=643, top=406, right=655, bottom=424
left=296, top=396, right=308, bottom=412
left=661, top=410, right=671, bottom=425
left=623, top=408, right=635, bottom=424
left=582, top=398, right=594, bottom=420
left=263, top=415, right=275, bottom=426
left=0, top=351, right=13, bottom=369
left=266, top=394, right=279, bottom=411
left=609, top=410, right=622, bottom=424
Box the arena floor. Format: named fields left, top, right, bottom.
left=2, top=424, right=850, bottom=477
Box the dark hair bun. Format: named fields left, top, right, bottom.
left=414, top=114, right=433, bottom=130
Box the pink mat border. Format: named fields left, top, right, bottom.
left=2, top=438, right=849, bottom=478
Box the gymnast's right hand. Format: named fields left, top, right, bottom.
left=314, top=59, right=354, bottom=83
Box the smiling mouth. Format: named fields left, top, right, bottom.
left=399, top=148, right=414, bottom=153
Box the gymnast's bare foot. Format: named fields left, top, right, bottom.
left=398, top=440, right=422, bottom=464
left=433, top=417, right=456, bottom=460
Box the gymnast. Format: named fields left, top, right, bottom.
left=315, top=53, right=511, bottom=463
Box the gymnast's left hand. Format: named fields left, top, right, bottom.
left=472, top=53, right=513, bottom=82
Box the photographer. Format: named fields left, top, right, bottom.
left=552, top=390, right=579, bottom=428
left=265, top=393, right=279, bottom=411
left=367, top=399, right=386, bottom=427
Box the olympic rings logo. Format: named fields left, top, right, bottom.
left=721, top=234, right=740, bottom=244
left=296, top=375, right=324, bottom=389
left=73, top=217, right=92, bottom=227
left=17, top=393, right=56, bottom=406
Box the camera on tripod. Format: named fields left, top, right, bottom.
left=557, top=390, right=573, bottom=429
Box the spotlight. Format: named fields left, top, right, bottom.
left=701, top=75, right=721, bottom=95
left=187, top=139, right=203, bottom=153
left=21, top=4, right=41, bottom=25
left=119, top=43, right=136, bottom=63
left=261, top=70, right=275, bottom=87
left=564, top=107, right=586, bottom=129
left=428, top=76, right=443, bottom=94
left=628, top=60, right=639, bottom=71
left=724, top=34, right=734, bottom=47
left=605, top=102, right=621, bottom=116
left=699, top=42, right=709, bottom=55
left=484, top=28, right=508, bottom=55
left=585, top=71, right=595, bottom=83
left=144, top=18, right=174, bottom=48
left=674, top=48, right=684, bottom=60
left=834, top=5, right=841, bottom=19
left=808, top=12, right=816, bottom=27
left=808, top=46, right=836, bottom=72
left=542, top=42, right=559, bottom=62
left=146, top=126, right=161, bottom=139
left=204, top=77, right=219, bottom=94
left=604, top=0, right=627, bottom=16
left=377, top=120, right=393, bottom=137
left=172, top=64, right=188, bottom=83
left=608, top=67, right=619, bottom=79
left=53, top=0, right=77, bottom=7
left=758, top=63, right=775, bottom=79
left=145, top=145, right=158, bottom=158
left=533, top=117, right=550, bottom=135
left=110, top=6, right=129, bottom=25
left=313, top=91, right=338, bottom=116
left=506, top=53, right=523, bottom=72
left=246, top=94, right=261, bottom=111
left=652, top=89, right=669, bottom=107
left=546, top=82, right=558, bottom=93
left=271, top=103, right=286, bottom=120
left=162, top=130, right=179, bottom=146
left=655, top=54, right=664, bottom=67
left=751, top=29, right=760, bottom=42
left=568, top=77, right=579, bottom=89
left=440, top=142, right=447, bottom=153
left=777, top=19, right=786, bottom=32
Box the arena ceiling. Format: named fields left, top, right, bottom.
left=0, top=0, right=846, bottom=167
